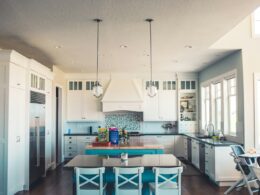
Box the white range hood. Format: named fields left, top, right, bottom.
left=101, top=79, right=144, bottom=112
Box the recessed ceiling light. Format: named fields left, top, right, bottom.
left=120, top=45, right=127, bottom=48
left=55, top=45, right=62, bottom=49
left=184, top=45, right=192, bottom=49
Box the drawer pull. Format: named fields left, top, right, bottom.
left=69, top=141, right=72, bottom=144
left=69, top=147, right=72, bottom=149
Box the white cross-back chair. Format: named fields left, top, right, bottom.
left=75, top=167, right=106, bottom=195
left=114, top=167, right=144, bottom=195
left=149, top=167, right=183, bottom=195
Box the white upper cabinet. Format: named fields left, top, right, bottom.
left=143, top=80, right=177, bottom=121
left=9, top=63, right=27, bottom=89
left=67, top=80, right=103, bottom=122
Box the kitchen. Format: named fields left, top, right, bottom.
left=1, top=1, right=260, bottom=195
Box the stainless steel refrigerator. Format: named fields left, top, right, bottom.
left=29, top=91, right=45, bottom=186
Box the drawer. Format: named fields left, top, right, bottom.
left=65, top=144, right=77, bottom=152
left=77, top=136, right=96, bottom=143
left=65, top=136, right=77, bottom=144
left=64, top=151, right=77, bottom=158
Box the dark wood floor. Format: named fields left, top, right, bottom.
left=17, top=165, right=249, bottom=195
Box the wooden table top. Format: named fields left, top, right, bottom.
left=65, top=154, right=182, bottom=168
left=86, top=137, right=164, bottom=150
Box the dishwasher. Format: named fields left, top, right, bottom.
left=187, top=138, right=192, bottom=162
left=199, top=142, right=205, bottom=173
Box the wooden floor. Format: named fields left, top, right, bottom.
left=17, top=165, right=250, bottom=195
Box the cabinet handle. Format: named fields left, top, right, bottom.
left=69, top=141, right=72, bottom=144
left=82, top=117, right=86, bottom=119
left=69, top=147, right=72, bottom=149
left=17, top=83, right=21, bottom=86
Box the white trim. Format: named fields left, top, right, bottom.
left=254, top=73, right=260, bottom=149
left=200, top=69, right=237, bottom=87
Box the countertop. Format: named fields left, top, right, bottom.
left=65, top=154, right=182, bottom=168
left=64, top=132, right=240, bottom=147
left=86, top=137, right=164, bottom=150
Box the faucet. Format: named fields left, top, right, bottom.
left=206, top=123, right=215, bottom=136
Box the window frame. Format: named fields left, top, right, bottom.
left=200, top=70, right=237, bottom=136
left=251, top=7, right=260, bottom=38
left=225, top=77, right=237, bottom=136
left=254, top=73, right=260, bottom=150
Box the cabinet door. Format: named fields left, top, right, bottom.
left=173, top=136, right=185, bottom=157
left=9, top=64, right=26, bottom=89
left=143, top=94, right=160, bottom=121
left=159, top=90, right=177, bottom=121
left=45, top=90, right=52, bottom=170
left=205, top=144, right=215, bottom=180
left=83, top=92, right=103, bottom=121
left=67, top=90, right=84, bottom=121
left=77, top=136, right=95, bottom=155
left=191, top=140, right=200, bottom=169
left=8, top=87, right=26, bottom=194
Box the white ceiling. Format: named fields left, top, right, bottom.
left=0, top=0, right=260, bottom=73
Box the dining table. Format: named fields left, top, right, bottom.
left=65, top=154, right=183, bottom=195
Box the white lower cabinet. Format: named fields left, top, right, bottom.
left=205, top=144, right=215, bottom=179
left=191, top=139, right=200, bottom=169
left=77, top=136, right=96, bottom=155
left=205, top=144, right=241, bottom=183
left=64, top=136, right=96, bottom=158
left=145, top=135, right=175, bottom=154
left=173, top=135, right=185, bottom=157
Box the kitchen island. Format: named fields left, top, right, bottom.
left=85, top=137, right=164, bottom=156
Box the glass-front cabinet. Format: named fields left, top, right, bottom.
left=177, top=75, right=198, bottom=133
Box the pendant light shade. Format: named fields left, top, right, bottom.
left=92, top=18, right=103, bottom=98
left=146, top=18, right=157, bottom=97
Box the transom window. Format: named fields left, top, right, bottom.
left=253, top=7, right=260, bottom=36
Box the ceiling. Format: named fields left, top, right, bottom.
left=0, top=0, right=260, bottom=73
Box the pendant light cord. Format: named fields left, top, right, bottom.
left=149, top=20, right=153, bottom=83
left=96, top=19, right=100, bottom=85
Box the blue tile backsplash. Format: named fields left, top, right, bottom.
left=66, top=112, right=176, bottom=134
left=105, top=112, right=142, bottom=130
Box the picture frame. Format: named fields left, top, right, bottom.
left=180, top=100, right=188, bottom=108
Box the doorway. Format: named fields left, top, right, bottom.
left=54, top=86, right=62, bottom=166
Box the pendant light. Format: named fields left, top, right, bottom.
left=92, top=18, right=103, bottom=98
left=146, top=18, right=157, bottom=97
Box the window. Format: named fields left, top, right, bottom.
left=200, top=70, right=237, bottom=136
left=212, top=83, right=222, bottom=131
left=201, top=85, right=210, bottom=129
left=226, top=78, right=237, bottom=135
left=253, top=7, right=260, bottom=36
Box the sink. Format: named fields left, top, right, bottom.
left=196, top=135, right=212, bottom=139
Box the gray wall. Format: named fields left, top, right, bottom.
left=198, top=50, right=244, bottom=144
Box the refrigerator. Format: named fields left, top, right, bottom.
left=29, top=91, right=46, bottom=186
